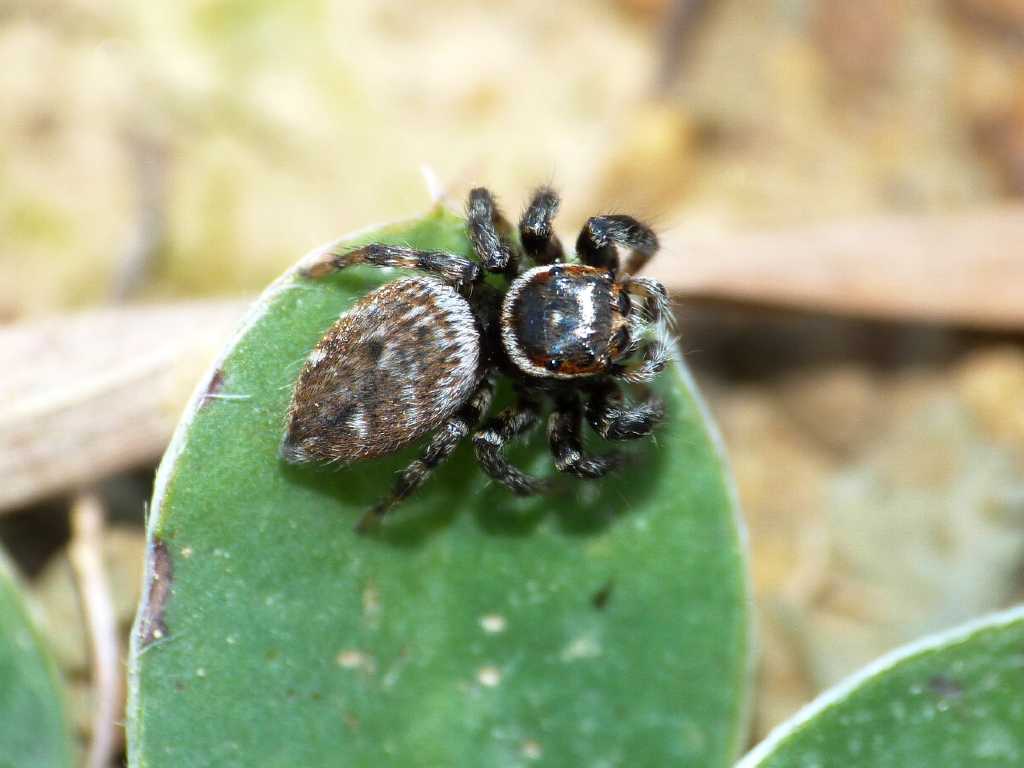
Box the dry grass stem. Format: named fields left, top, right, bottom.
left=651, top=205, right=1024, bottom=329
left=0, top=301, right=246, bottom=514
left=69, top=492, right=119, bottom=768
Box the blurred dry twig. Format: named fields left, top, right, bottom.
left=69, top=492, right=119, bottom=768
left=1, top=204, right=1021, bottom=516
left=652, top=205, right=1024, bottom=329
left=0, top=301, right=245, bottom=514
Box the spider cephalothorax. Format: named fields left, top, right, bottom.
left=281, top=186, right=673, bottom=531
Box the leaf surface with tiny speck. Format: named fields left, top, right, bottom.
left=738, top=606, right=1024, bottom=768
left=0, top=550, right=73, bottom=768
left=127, top=207, right=751, bottom=768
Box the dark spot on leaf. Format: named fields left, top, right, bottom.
left=928, top=674, right=964, bottom=700
left=265, top=648, right=280, bottom=663
left=175, top=680, right=186, bottom=692
left=138, top=538, right=173, bottom=648
left=200, top=368, right=225, bottom=408
left=592, top=579, right=614, bottom=610
left=311, top=691, right=322, bottom=701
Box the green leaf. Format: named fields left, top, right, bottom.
left=0, top=550, right=73, bottom=768
left=738, top=606, right=1024, bottom=768
left=128, top=206, right=751, bottom=767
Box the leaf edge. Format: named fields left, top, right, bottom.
left=735, top=603, right=1024, bottom=768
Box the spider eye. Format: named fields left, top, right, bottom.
left=545, top=358, right=563, bottom=372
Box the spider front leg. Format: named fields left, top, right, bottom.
left=624, top=276, right=674, bottom=327
left=467, top=187, right=517, bottom=274
left=355, top=376, right=494, bottom=533
left=548, top=393, right=622, bottom=479
left=302, top=243, right=482, bottom=291
left=472, top=391, right=545, bottom=495
left=576, top=215, right=659, bottom=276
left=519, top=185, right=564, bottom=265
left=613, top=335, right=674, bottom=384
left=586, top=381, right=665, bottom=440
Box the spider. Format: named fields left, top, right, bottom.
left=280, top=186, right=674, bottom=532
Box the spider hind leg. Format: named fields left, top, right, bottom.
left=355, top=377, right=494, bottom=533
left=472, top=393, right=545, bottom=495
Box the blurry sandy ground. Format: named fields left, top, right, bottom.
left=1, top=0, right=1024, bottom=754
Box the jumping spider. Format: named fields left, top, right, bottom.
left=281, top=186, right=673, bottom=532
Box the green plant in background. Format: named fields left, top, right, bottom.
left=740, top=606, right=1024, bottom=767
left=0, top=549, right=73, bottom=768
left=127, top=208, right=752, bottom=767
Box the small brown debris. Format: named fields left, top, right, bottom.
left=137, top=539, right=173, bottom=648
left=592, top=580, right=615, bottom=610
left=343, top=711, right=360, bottom=732
left=928, top=674, right=965, bottom=700
left=199, top=368, right=225, bottom=408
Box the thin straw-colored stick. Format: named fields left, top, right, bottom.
left=650, top=205, right=1024, bottom=329
left=69, top=492, right=119, bottom=768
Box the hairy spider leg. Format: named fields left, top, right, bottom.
left=612, top=332, right=674, bottom=384
left=302, top=243, right=482, bottom=291
left=472, top=391, right=545, bottom=495
left=576, top=215, right=659, bottom=276
left=548, top=393, right=622, bottom=479
left=585, top=380, right=665, bottom=440
left=518, top=185, right=565, bottom=265
left=355, top=376, right=496, bottom=533
left=467, top=187, right=517, bottom=275
left=623, top=276, right=675, bottom=328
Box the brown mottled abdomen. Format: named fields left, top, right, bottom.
left=281, top=277, right=481, bottom=465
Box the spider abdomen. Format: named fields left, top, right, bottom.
left=281, top=277, right=481, bottom=465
